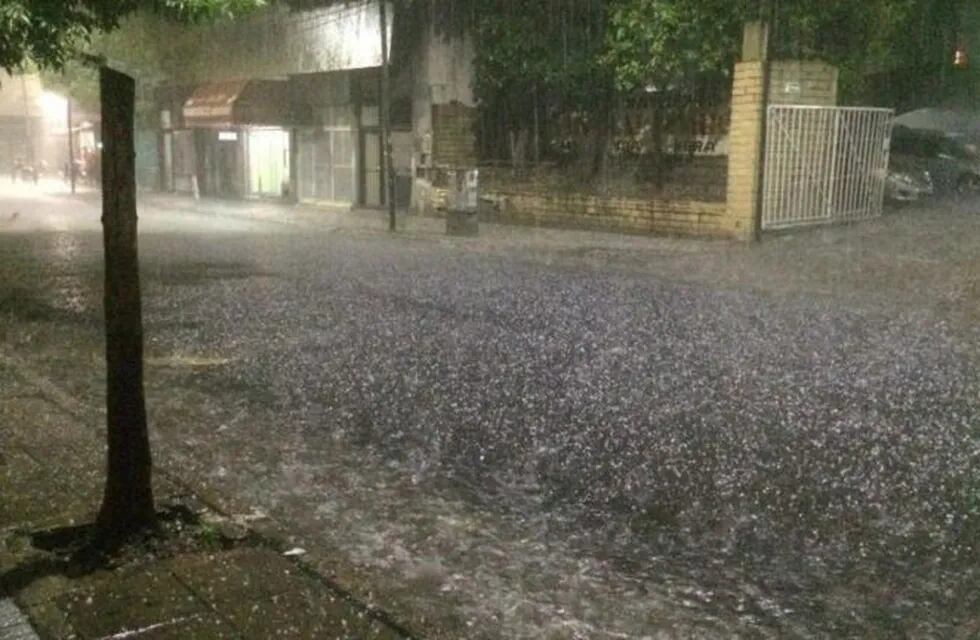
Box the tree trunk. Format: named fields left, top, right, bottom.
left=510, top=129, right=528, bottom=178
left=533, top=87, right=540, bottom=164
left=96, top=66, right=155, bottom=542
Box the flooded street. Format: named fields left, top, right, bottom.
left=2, top=188, right=979, bottom=638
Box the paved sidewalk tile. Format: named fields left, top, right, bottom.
left=2, top=341, right=412, bottom=640
left=168, top=548, right=316, bottom=604
left=59, top=568, right=205, bottom=639
left=124, top=614, right=241, bottom=639
left=219, top=589, right=398, bottom=640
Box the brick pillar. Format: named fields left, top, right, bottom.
left=726, top=61, right=766, bottom=241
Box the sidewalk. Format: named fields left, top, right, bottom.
left=0, top=354, right=409, bottom=639
left=138, top=191, right=715, bottom=257
left=11, top=181, right=721, bottom=257
left=139, top=192, right=448, bottom=237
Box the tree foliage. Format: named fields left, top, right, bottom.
left=470, top=0, right=608, bottom=110
left=439, top=0, right=974, bottom=108
left=602, top=0, right=973, bottom=105
left=0, top=0, right=266, bottom=72
left=435, top=0, right=975, bottom=169
left=603, top=0, right=750, bottom=93
left=41, top=12, right=192, bottom=123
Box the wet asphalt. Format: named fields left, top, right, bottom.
left=1, top=186, right=978, bottom=638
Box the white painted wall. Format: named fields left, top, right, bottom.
left=168, top=1, right=394, bottom=83
left=426, top=29, right=475, bottom=107
left=412, top=25, right=475, bottom=156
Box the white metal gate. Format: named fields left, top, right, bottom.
left=762, top=106, right=893, bottom=230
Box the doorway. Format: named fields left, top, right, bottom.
left=246, top=128, right=290, bottom=198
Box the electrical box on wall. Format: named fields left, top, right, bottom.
left=414, top=131, right=433, bottom=175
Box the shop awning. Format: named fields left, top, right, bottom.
left=183, top=80, right=290, bottom=128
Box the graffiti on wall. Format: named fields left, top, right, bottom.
left=666, top=135, right=729, bottom=157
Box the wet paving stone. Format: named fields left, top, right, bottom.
left=60, top=570, right=205, bottom=639
left=0, top=486, right=80, bottom=533
left=134, top=614, right=242, bottom=640
left=20, top=602, right=72, bottom=640
left=168, top=549, right=316, bottom=604
left=221, top=589, right=400, bottom=640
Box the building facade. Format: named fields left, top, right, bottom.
left=153, top=0, right=475, bottom=210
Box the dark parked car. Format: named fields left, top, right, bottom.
left=889, top=125, right=980, bottom=196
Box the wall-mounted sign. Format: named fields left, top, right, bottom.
left=953, top=46, right=970, bottom=69
left=783, top=81, right=802, bottom=95
left=218, top=131, right=239, bottom=142
left=665, top=135, right=729, bottom=157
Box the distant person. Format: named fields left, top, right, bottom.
left=11, top=158, right=21, bottom=183
left=80, top=150, right=90, bottom=185
left=84, top=149, right=101, bottom=185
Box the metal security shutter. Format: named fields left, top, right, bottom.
left=297, top=124, right=355, bottom=205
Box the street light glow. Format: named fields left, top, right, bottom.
left=39, top=90, right=68, bottom=120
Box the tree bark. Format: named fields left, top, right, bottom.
left=96, top=66, right=155, bottom=542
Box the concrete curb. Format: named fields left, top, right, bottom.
left=0, top=599, right=39, bottom=640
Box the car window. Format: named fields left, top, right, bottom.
left=892, top=133, right=940, bottom=158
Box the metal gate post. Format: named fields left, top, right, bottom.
left=826, top=109, right=841, bottom=221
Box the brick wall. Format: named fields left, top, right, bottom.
left=725, top=61, right=766, bottom=240
left=664, top=157, right=728, bottom=202
left=484, top=192, right=731, bottom=237
left=419, top=57, right=836, bottom=242
left=422, top=186, right=730, bottom=238
left=431, top=102, right=476, bottom=167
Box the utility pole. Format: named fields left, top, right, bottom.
left=380, top=0, right=396, bottom=231
left=67, top=96, right=76, bottom=194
